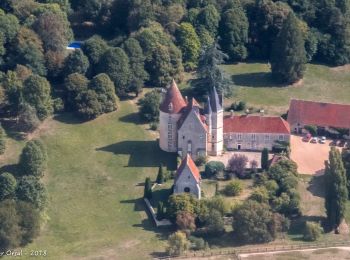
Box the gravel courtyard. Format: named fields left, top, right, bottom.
left=290, top=135, right=334, bottom=175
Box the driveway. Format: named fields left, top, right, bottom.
left=290, top=135, right=334, bottom=175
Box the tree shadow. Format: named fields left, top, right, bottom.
left=0, top=119, right=27, bottom=141
left=120, top=197, right=145, bottom=212
left=307, top=174, right=325, bottom=198
left=232, top=72, right=284, bottom=88
left=53, top=113, right=87, bottom=125
left=119, top=112, right=143, bottom=125
left=96, top=140, right=177, bottom=170
left=0, top=164, right=21, bottom=177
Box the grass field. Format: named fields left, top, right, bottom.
left=1, top=100, right=177, bottom=260
left=221, top=63, right=350, bottom=115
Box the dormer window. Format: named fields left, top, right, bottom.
left=168, top=102, right=173, bottom=112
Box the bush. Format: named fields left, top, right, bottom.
left=149, top=122, right=158, bottom=131
left=303, top=221, right=322, bottom=241
left=53, top=98, right=64, bottom=113
left=0, top=173, right=17, bottom=200
left=250, top=186, right=269, bottom=203
left=138, top=90, right=160, bottom=122
left=228, top=154, right=249, bottom=179
left=189, top=236, right=208, bottom=250
left=195, top=156, right=207, bottom=166
left=204, top=161, right=225, bottom=178
left=229, top=101, right=246, bottom=111
left=167, top=231, right=190, bottom=256
left=223, top=180, right=243, bottom=197
left=304, top=125, right=317, bottom=136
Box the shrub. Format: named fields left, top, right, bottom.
left=223, top=180, right=243, bottom=197
left=261, top=148, right=269, bottom=171
left=304, top=125, right=317, bottom=136
left=303, top=221, right=322, bottom=241
left=156, top=164, right=165, bottom=184
left=195, top=156, right=207, bottom=166
left=167, top=231, right=190, bottom=256
left=228, top=154, right=248, bottom=178
left=143, top=177, right=152, bottom=199
left=189, top=236, right=207, bottom=251
left=149, top=122, right=158, bottom=131
left=250, top=186, right=269, bottom=203
left=204, top=161, right=225, bottom=178
left=0, top=173, right=17, bottom=200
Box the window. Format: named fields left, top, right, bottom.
left=265, top=135, right=270, bottom=143
left=199, top=134, right=204, bottom=141
left=168, top=123, right=172, bottom=130
left=187, top=141, right=192, bottom=153
left=184, top=187, right=190, bottom=193
left=238, top=134, right=242, bottom=141
left=279, top=135, right=284, bottom=141
left=252, top=134, right=256, bottom=140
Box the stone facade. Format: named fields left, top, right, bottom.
left=224, top=132, right=290, bottom=151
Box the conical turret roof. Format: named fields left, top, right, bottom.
left=160, top=79, right=186, bottom=114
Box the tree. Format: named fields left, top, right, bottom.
left=0, top=124, right=5, bottom=154
left=81, top=35, right=108, bottom=67
left=261, top=148, right=269, bottom=170
left=196, top=4, right=220, bottom=38
left=89, top=73, right=117, bottom=113
left=228, top=154, right=248, bottom=178
left=144, top=177, right=152, bottom=200
left=303, top=221, right=322, bottom=241
left=16, top=176, right=47, bottom=210
left=204, top=161, right=225, bottom=178
left=75, top=90, right=102, bottom=119
left=22, top=74, right=53, bottom=121
left=97, top=47, right=130, bottom=97
left=232, top=200, right=276, bottom=243
left=176, top=211, right=196, bottom=234
left=205, top=209, right=225, bottom=235
left=342, top=150, right=350, bottom=198
left=270, top=12, right=307, bottom=84
left=18, top=104, right=40, bottom=132
left=176, top=22, right=201, bottom=64
left=194, top=42, right=231, bottom=97
left=122, top=38, right=148, bottom=96
left=138, top=90, right=161, bottom=122
left=19, top=140, right=47, bottom=178
left=156, top=164, right=165, bottom=184
left=324, top=147, right=348, bottom=230
left=0, top=173, right=17, bottom=200
left=167, top=194, right=199, bottom=221
left=65, top=73, right=89, bottom=111
left=223, top=180, right=243, bottom=196
left=0, top=200, right=21, bottom=251
left=218, top=2, right=249, bottom=61
left=34, top=11, right=73, bottom=52
left=63, top=49, right=89, bottom=77
left=167, top=231, right=190, bottom=256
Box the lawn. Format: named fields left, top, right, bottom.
left=1, top=100, right=176, bottom=259
left=221, top=62, right=350, bottom=115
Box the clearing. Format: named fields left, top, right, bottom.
left=221, top=63, right=350, bottom=115
left=1, top=100, right=176, bottom=259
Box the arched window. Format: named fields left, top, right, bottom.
left=184, top=187, right=190, bottom=193
left=187, top=141, right=192, bottom=154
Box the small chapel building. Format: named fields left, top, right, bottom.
left=174, top=154, right=201, bottom=199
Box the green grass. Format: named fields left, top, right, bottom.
left=221, top=62, right=350, bottom=115
left=1, top=100, right=177, bottom=259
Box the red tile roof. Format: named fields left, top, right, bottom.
left=160, top=79, right=186, bottom=114
left=175, top=154, right=201, bottom=183
left=224, top=115, right=290, bottom=134
left=288, top=99, right=350, bottom=129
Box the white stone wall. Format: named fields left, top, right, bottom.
left=174, top=165, right=201, bottom=199
left=177, top=111, right=207, bottom=160
left=224, top=132, right=290, bottom=151
left=159, top=111, right=181, bottom=152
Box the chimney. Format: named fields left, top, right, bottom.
left=230, top=110, right=234, bottom=118
left=260, top=109, right=265, bottom=116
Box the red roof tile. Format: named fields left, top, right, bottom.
left=288, top=99, right=350, bottom=129
left=224, top=115, right=290, bottom=134
left=160, top=79, right=186, bottom=114
left=175, top=154, right=201, bottom=183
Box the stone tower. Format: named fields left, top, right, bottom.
left=209, top=87, right=223, bottom=156
left=159, top=79, right=186, bottom=152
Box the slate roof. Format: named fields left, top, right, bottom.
left=287, top=99, right=350, bottom=129
left=175, top=154, right=201, bottom=183
left=159, top=79, right=186, bottom=114
left=223, top=115, right=290, bottom=134
left=177, top=98, right=208, bottom=131
left=209, top=87, right=222, bottom=112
